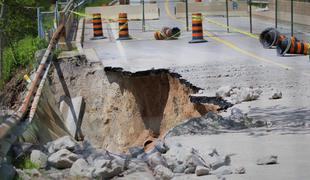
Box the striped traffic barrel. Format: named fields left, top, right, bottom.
left=92, top=13, right=106, bottom=40
left=277, top=37, right=309, bottom=56
left=154, top=27, right=181, bottom=40
left=117, top=13, right=131, bottom=40
left=189, top=13, right=207, bottom=43
left=154, top=31, right=165, bottom=40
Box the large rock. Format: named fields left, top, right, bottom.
left=270, top=91, right=282, bottom=100
left=216, top=86, right=233, bottom=98
left=195, top=166, right=209, bottom=176
left=46, top=136, right=77, bottom=154
left=93, top=158, right=111, bottom=169
left=153, top=165, right=174, bottom=180
left=93, top=159, right=123, bottom=179
left=210, top=155, right=231, bottom=170
left=234, top=167, right=246, bottom=174
left=256, top=155, right=278, bottom=165
left=211, top=166, right=233, bottom=176
left=154, top=140, right=169, bottom=154
left=70, top=158, right=94, bottom=178
left=30, top=150, right=48, bottom=168
left=16, top=169, right=31, bottom=180
left=230, top=87, right=262, bottom=104
left=48, top=149, right=79, bottom=169
left=146, top=152, right=168, bottom=169
left=163, top=145, right=208, bottom=173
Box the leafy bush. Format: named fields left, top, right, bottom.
left=0, top=36, right=47, bottom=87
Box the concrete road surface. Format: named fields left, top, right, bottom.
left=83, top=1, right=310, bottom=179
left=166, top=133, right=310, bottom=180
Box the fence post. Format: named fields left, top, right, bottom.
left=225, top=0, right=229, bottom=33
left=55, top=1, right=59, bottom=29
left=0, top=4, right=4, bottom=80
left=185, top=0, right=189, bottom=32
left=142, top=0, right=145, bottom=32
left=249, top=0, right=252, bottom=33
left=275, top=0, right=277, bottom=28
left=291, top=0, right=293, bottom=37
left=37, top=7, right=41, bottom=38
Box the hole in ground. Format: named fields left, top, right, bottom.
left=49, top=60, right=219, bottom=153
left=102, top=68, right=219, bottom=152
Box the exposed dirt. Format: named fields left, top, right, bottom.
left=50, top=56, right=219, bottom=153
left=0, top=69, right=27, bottom=110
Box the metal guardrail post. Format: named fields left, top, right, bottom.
left=185, top=0, right=189, bottom=32
left=142, top=0, right=145, bottom=32
left=225, top=0, right=229, bottom=33
left=55, top=1, right=59, bottom=28
left=249, top=0, right=252, bottom=33
left=275, top=0, right=277, bottom=28
left=37, top=7, right=41, bottom=38
left=291, top=0, right=293, bottom=37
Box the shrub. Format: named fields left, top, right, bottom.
left=0, top=36, right=47, bottom=87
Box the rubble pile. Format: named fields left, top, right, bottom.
left=164, top=108, right=266, bottom=138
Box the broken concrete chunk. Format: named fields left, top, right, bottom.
left=256, top=155, right=278, bottom=165
left=70, top=158, right=94, bottom=178
left=30, top=150, right=48, bottom=168
left=163, top=145, right=209, bottom=174
left=154, top=165, right=174, bottom=180
left=146, top=152, right=168, bottom=169
left=230, top=87, right=262, bottom=104
left=234, top=167, right=246, bottom=174
left=184, top=166, right=196, bottom=174
left=93, top=160, right=123, bottom=179
left=270, top=91, right=282, bottom=100
left=48, top=149, right=79, bottom=169
left=195, top=166, right=209, bottom=176
left=59, top=96, right=85, bottom=140
left=155, top=140, right=169, bottom=154
left=46, top=135, right=77, bottom=154
left=211, top=166, right=233, bottom=176
left=216, top=86, right=233, bottom=98
left=211, top=155, right=231, bottom=170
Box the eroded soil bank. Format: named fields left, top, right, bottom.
left=50, top=56, right=218, bottom=153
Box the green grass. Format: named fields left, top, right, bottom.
left=0, top=36, right=47, bottom=89
left=15, top=156, right=40, bottom=170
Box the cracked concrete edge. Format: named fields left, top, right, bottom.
left=104, top=66, right=203, bottom=92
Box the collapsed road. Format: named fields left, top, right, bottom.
left=2, top=0, right=310, bottom=180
